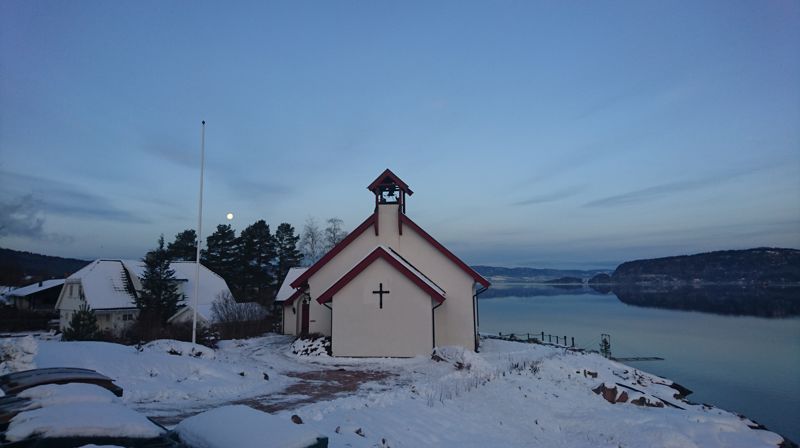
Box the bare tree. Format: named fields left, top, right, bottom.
left=324, top=217, right=348, bottom=251
left=299, top=217, right=324, bottom=265
left=211, top=291, right=267, bottom=323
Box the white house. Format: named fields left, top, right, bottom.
left=279, top=169, right=490, bottom=357
left=275, top=267, right=308, bottom=335
left=55, top=259, right=234, bottom=336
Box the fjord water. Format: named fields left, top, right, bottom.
left=478, top=286, right=800, bottom=442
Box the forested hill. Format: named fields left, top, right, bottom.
left=611, top=248, right=800, bottom=284
left=0, top=247, right=90, bottom=285
left=472, top=266, right=608, bottom=282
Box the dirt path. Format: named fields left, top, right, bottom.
left=151, top=367, right=393, bottom=425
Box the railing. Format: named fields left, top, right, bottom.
left=488, top=331, right=576, bottom=348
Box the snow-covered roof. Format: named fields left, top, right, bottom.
left=6, top=279, right=65, bottom=298
left=65, top=260, right=138, bottom=309
left=63, top=259, right=233, bottom=312
left=275, top=267, right=308, bottom=303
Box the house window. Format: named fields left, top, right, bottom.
left=122, top=314, right=134, bottom=321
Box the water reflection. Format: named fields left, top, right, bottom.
left=481, top=283, right=800, bottom=318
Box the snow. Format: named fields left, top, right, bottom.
left=66, top=260, right=233, bottom=318
left=173, top=405, right=324, bottom=448
left=18, top=383, right=119, bottom=408
left=67, top=260, right=137, bottom=309
left=11, top=334, right=789, bottom=447
left=0, top=335, right=38, bottom=374
left=275, top=267, right=309, bottom=303
left=5, top=402, right=164, bottom=442
left=4, top=279, right=64, bottom=297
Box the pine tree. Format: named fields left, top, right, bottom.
left=238, top=220, right=276, bottom=304
left=275, top=223, right=302, bottom=287
left=166, top=229, right=197, bottom=261
left=138, top=235, right=185, bottom=323
left=63, top=303, right=99, bottom=341
left=202, top=224, right=240, bottom=287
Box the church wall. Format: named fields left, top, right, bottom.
left=392, top=223, right=477, bottom=350
left=307, top=222, right=379, bottom=335
left=331, top=258, right=433, bottom=357
left=282, top=303, right=297, bottom=335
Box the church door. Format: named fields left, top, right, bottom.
left=301, top=301, right=310, bottom=335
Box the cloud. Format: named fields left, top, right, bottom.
left=0, top=195, right=74, bottom=243
left=512, top=185, right=585, bottom=206
left=225, top=177, right=292, bottom=199
left=1, top=171, right=150, bottom=223
left=583, top=166, right=770, bottom=208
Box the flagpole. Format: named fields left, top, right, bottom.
left=192, top=120, right=206, bottom=346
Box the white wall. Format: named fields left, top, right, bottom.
left=282, top=303, right=297, bottom=335
left=331, top=258, right=433, bottom=357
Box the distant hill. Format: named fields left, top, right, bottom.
left=611, top=248, right=800, bottom=285
left=0, top=247, right=90, bottom=286
left=471, top=266, right=608, bottom=282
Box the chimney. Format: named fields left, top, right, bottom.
left=38, top=280, right=43, bottom=287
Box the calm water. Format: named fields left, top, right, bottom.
left=479, top=285, right=800, bottom=442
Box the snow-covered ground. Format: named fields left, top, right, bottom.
left=0, top=334, right=788, bottom=447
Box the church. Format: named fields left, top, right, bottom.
left=276, top=169, right=490, bottom=357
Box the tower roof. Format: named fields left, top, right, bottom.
left=367, top=169, right=413, bottom=196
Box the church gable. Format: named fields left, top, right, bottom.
left=317, top=246, right=446, bottom=304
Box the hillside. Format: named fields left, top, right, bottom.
left=611, top=248, right=800, bottom=285
left=472, top=266, right=608, bottom=282
left=0, top=247, right=90, bottom=285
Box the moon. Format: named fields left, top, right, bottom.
left=226, top=212, right=234, bottom=220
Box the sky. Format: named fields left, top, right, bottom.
left=1, top=1, right=798, bottom=270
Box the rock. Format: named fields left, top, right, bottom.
left=592, top=384, right=619, bottom=404
left=616, top=391, right=629, bottom=403
left=291, top=414, right=303, bottom=424
left=630, top=397, right=665, bottom=408
left=335, top=426, right=341, bottom=434
left=355, top=428, right=365, bottom=437
left=263, top=372, right=269, bottom=381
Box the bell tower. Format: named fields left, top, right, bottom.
left=367, top=169, right=414, bottom=214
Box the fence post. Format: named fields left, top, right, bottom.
left=541, top=331, right=544, bottom=341
left=571, top=337, right=575, bottom=347
left=548, top=334, right=551, bottom=343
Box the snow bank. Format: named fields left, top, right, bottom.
left=141, top=340, right=216, bottom=360
left=0, top=336, right=38, bottom=374
left=5, top=402, right=164, bottom=442
left=174, top=405, right=324, bottom=448
left=291, top=337, right=331, bottom=357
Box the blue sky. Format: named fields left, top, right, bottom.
left=1, top=1, right=798, bottom=269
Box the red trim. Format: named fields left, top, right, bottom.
left=367, top=169, right=414, bottom=196
left=283, top=287, right=305, bottom=306
left=291, top=213, right=377, bottom=288
left=317, top=247, right=446, bottom=304
left=399, top=214, right=491, bottom=288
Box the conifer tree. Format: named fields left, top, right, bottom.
left=238, top=220, right=276, bottom=304
left=166, top=229, right=197, bottom=261
left=63, top=303, right=99, bottom=341
left=275, top=223, right=302, bottom=286
left=202, top=224, right=240, bottom=286
left=138, top=235, right=184, bottom=323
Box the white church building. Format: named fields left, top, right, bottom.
left=277, top=169, right=490, bottom=357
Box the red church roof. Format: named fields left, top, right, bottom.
left=367, top=169, right=414, bottom=196
left=289, top=212, right=490, bottom=289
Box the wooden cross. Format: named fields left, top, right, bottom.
left=372, top=282, right=390, bottom=309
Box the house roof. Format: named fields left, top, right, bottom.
left=61, top=259, right=233, bottom=314
left=6, top=279, right=65, bottom=297
left=317, top=246, right=446, bottom=304
left=367, top=169, right=414, bottom=196
left=275, top=267, right=309, bottom=303
left=290, top=212, right=490, bottom=290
